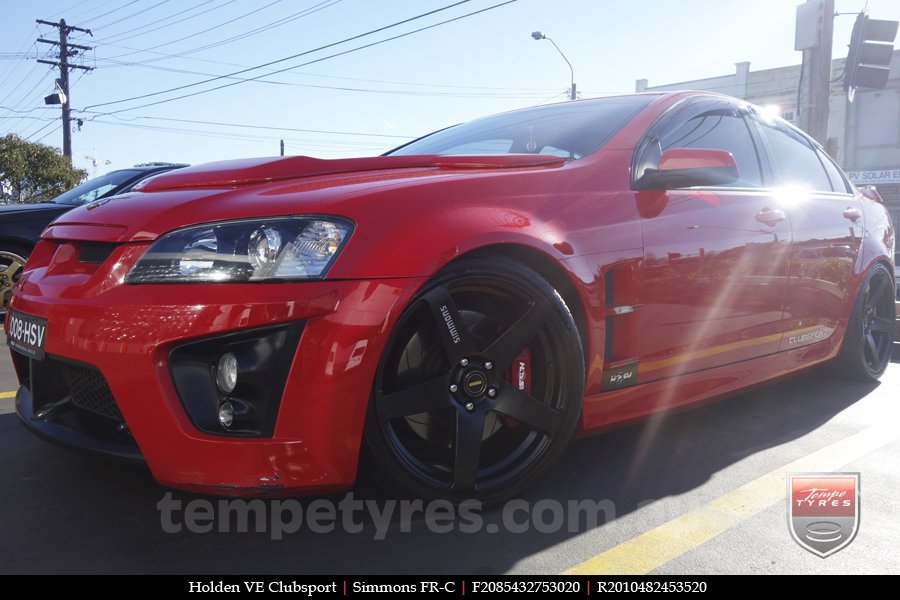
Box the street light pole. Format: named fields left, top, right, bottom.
left=531, top=31, right=576, bottom=100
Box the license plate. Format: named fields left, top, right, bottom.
left=5, top=309, right=47, bottom=360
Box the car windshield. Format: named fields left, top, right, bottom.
left=51, top=169, right=145, bottom=205
left=387, top=95, right=657, bottom=159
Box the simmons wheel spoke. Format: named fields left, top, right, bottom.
left=867, top=275, right=888, bottom=307
left=864, top=332, right=880, bottom=367
left=483, top=302, right=543, bottom=369
left=422, top=284, right=477, bottom=362
left=451, top=408, right=484, bottom=492
left=375, top=377, right=454, bottom=421
left=491, top=383, right=563, bottom=433
left=871, top=316, right=895, bottom=336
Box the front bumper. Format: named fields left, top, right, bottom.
left=8, top=243, right=423, bottom=495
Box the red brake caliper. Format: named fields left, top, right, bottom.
left=503, top=347, right=532, bottom=427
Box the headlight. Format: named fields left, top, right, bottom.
left=125, top=217, right=352, bottom=283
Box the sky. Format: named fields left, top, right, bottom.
left=0, top=0, right=897, bottom=178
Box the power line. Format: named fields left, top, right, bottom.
left=103, top=0, right=342, bottom=64
left=33, top=124, right=62, bottom=145
left=93, top=45, right=556, bottom=93
left=68, top=0, right=140, bottom=24
left=86, top=118, right=395, bottom=154
left=1, top=77, right=48, bottom=131
left=62, top=0, right=103, bottom=20
left=82, top=0, right=476, bottom=111
left=0, top=106, right=57, bottom=115
left=0, top=60, right=42, bottom=110
left=0, top=26, right=39, bottom=99
left=94, top=0, right=321, bottom=60
left=90, top=0, right=172, bottom=32
left=84, top=57, right=551, bottom=98
left=87, top=113, right=414, bottom=139
left=23, top=118, right=58, bottom=142
left=93, top=0, right=232, bottom=45
left=84, top=0, right=519, bottom=116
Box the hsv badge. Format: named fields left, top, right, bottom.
left=788, top=473, right=859, bottom=557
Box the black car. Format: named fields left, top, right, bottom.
left=1, top=163, right=187, bottom=314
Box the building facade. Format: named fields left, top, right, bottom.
left=636, top=50, right=900, bottom=228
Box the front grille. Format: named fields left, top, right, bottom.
left=77, top=242, right=117, bottom=264
left=64, top=364, right=123, bottom=421
left=22, top=355, right=138, bottom=456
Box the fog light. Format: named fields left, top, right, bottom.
left=215, top=352, right=238, bottom=394
left=218, top=400, right=234, bottom=428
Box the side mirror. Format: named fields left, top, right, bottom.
left=858, top=185, right=883, bottom=203
left=636, top=148, right=739, bottom=190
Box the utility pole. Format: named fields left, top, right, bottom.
left=36, top=19, right=92, bottom=164
left=795, top=0, right=834, bottom=145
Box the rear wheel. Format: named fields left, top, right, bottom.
left=0, top=248, right=29, bottom=317
left=364, top=257, right=584, bottom=504
left=835, top=263, right=895, bottom=381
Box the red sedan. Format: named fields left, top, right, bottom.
left=5, top=92, right=896, bottom=503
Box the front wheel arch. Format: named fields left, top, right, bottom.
left=465, top=244, right=590, bottom=375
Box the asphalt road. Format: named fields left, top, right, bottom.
left=1, top=331, right=898, bottom=575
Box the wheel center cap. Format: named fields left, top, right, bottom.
left=462, top=370, right=488, bottom=398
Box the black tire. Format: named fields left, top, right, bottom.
left=364, top=256, right=584, bottom=505
left=0, top=247, right=29, bottom=317
left=835, top=262, right=895, bottom=382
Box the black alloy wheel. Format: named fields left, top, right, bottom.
left=365, top=257, right=584, bottom=504
left=835, top=262, right=895, bottom=381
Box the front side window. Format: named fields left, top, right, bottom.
left=655, top=108, right=763, bottom=188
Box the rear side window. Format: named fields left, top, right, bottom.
left=757, top=120, right=836, bottom=192
left=817, top=149, right=852, bottom=193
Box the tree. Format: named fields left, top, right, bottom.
left=0, top=134, right=86, bottom=204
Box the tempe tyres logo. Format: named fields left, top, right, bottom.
left=788, top=473, right=859, bottom=557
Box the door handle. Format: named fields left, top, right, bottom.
left=755, top=208, right=786, bottom=225
left=842, top=207, right=862, bottom=222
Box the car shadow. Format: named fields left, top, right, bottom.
left=0, top=361, right=884, bottom=574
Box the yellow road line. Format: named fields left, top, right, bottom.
left=0, top=391, right=16, bottom=399
left=564, top=416, right=899, bottom=575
